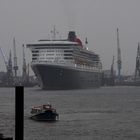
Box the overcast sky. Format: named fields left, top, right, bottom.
left=0, top=0, right=140, bottom=75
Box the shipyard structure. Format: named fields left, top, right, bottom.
left=120, top=43, right=140, bottom=86
left=0, top=38, right=37, bottom=87
left=102, top=28, right=140, bottom=86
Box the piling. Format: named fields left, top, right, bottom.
left=15, top=86, right=24, bottom=140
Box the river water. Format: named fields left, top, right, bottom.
left=0, top=86, right=140, bottom=140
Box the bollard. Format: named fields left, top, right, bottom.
left=15, top=86, right=24, bottom=140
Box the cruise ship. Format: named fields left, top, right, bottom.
left=27, top=31, right=102, bottom=89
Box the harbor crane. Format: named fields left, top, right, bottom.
left=8, top=50, right=13, bottom=83
left=117, top=28, right=122, bottom=81
left=135, top=42, right=140, bottom=79
left=22, top=44, right=29, bottom=84
left=110, top=56, right=115, bottom=85
left=13, top=38, right=18, bottom=78
left=0, top=47, right=13, bottom=86
left=0, top=47, right=8, bottom=69
left=111, top=56, right=115, bottom=77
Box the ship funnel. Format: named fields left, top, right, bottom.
left=68, top=31, right=76, bottom=41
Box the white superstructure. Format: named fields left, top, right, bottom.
left=27, top=40, right=102, bottom=72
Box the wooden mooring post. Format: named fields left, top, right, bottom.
left=15, top=86, right=24, bottom=140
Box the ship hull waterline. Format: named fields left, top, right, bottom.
left=31, top=64, right=102, bottom=90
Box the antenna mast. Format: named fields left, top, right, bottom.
left=50, top=25, right=59, bottom=40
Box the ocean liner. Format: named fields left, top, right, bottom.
left=27, top=31, right=102, bottom=89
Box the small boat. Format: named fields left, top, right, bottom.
left=30, top=104, right=59, bottom=121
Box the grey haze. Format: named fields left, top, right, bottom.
left=0, top=0, right=140, bottom=75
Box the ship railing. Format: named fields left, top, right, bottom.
left=74, top=63, right=102, bottom=72
left=31, top=61, right=102, bottom=72
left=31, top=60, right=75, bottom=66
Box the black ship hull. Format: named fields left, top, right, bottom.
left=32, top=64, right=102, bottom=90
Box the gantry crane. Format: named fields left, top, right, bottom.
left=0, top=47, right=8, bottom=69
left=110, top=56, right=115, bottom=85
left=13, top=38, right=18, bottom=78
left=0, top=47, right=13, bottom=86
left=111, top=56, right=114, bottom=77
left=135, top=42, right=140, bottom=79
left=22, top=44, right=29, bottom=84
left=117, top=28, right=122, bottom=81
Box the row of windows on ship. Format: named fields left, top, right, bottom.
left=32, top=57, right=101, bottom=68
left=32, top=52, right=99, bottom=61
left=31, top=49, right=99, bottom=60
left=32, top=49, right=71, bottom=53
left=32, top=53, right=71, bottom=56
left=32, top=52, right=99, bottom=60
